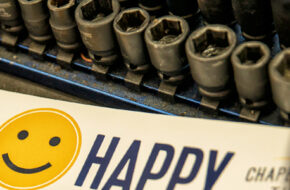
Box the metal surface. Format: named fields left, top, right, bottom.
left=0, top=45, right=218, bottom=118
left=0, top=30, right=286, bottom=127
left=0, top=0, right=23, bottom=34
left=197, top=0, right=235, bottom=25
left=0, top=5, right=287, bottom=127
left=271, top=0, right=290, bottom=48
left=166, top=0, right=198, bottom=24
left=118, top=0, right=137, bottom=8
left=138, top=0, right=166, bottom=17
left=0, top=71, right=97, bottom=106
left=48, top=0, right=80, bottom=52
left=114, top=7, right=150, bottom=73
left=0, top=32, right=18, bottom=47
left=186, top=25, right=237, bottom=99
left=145, top=15, right=189, bottom=84
left=269, top=49, right=290, bottom=121
left=232, top=0, right=274, bottom=40
left=231, top=41, right=270, bottom=109
left=18, top=0, right=52, bottom=43
left=75, top=0, right=120, bottom=65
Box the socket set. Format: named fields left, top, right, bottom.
left=0, top=0, right=289, bottom=126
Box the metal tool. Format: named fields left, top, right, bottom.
left=271, top=0, right=290, bottom=48
left=0, top=0, right=23, bottom=34
left=166, top=0, right=199, bottom=24
left=186, top=24, right=237, bottom=100
left=75, top=0, right=120, bottom=66
left=197, top=0, right=235, bottom=25
left=18, top=0, right=52, bottom=43
left=145, top=15, right=189, bottom=85
left=48, top=0, right=80, bottom=52
left=232, top=41, right=271, bottom=109
left=269, top=49, right=290, bottom=121
left=114, top=7, right=150, bottom=73
left=232, top=0, right=274, bottom=40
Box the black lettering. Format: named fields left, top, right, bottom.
left=276, top=167, right=287, bottom=181
left=255, top=167, right=266, bottom=181
left=265, top=168, right=275, bottom=181
left=246, top=167, right=256, bottom=182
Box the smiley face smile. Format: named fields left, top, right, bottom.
left=2, top=153, right=51, bottom=174
left=0, top=108, right=81, bottom=190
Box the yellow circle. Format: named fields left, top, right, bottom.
left=0, top=108, right=82, bottom=189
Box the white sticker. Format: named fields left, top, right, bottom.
left=0, top=90, right=288, bottom=190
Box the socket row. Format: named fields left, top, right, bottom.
left=0, top=0, right=289, bottom=122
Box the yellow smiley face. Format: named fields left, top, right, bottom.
left=0, top=108, right=81, bottom=189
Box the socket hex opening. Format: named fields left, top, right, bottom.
left=50, top=0, right=70, bottom=7
left=81, top=0, right=113, bottom=21
left=237, top=46, right=265, bottom=65
left=117, top=10, right=146, bottom=32
left=193, top=29, right=230, bottom=58
left=150, top=19, right=182, bottom=44
left=277, top=53, right=290, bottom=80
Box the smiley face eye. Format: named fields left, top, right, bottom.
left=49, top=137, right=61, bottom=146
left=18, top=130, right=28, bottom=140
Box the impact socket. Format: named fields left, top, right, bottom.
left=75, top=0, right=120, bottom=65
left=186, top=24, right=237, bottom=99
left=166, top=0, right=199, bottom=23
left=231, top=41, right=271, bottom=108
left=18, top=0, right=52, bottom=43
left=114, top=8, right=150, bottom=73
left=232, top=0, right=274, bottom=40
left=271, top=0, right=290, bottom=48
left=48, top=0, right=80, bottom=52
left=197, top=0, right=235, bottom=25
left=269, top=49, right=290, bottom=121
left=138, top=0, right=166, bottom=17
left=145, top=15, right=190, bottom=84
left=0, top=0, right=23, bottom=33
